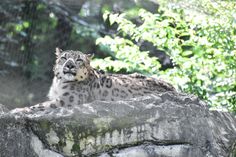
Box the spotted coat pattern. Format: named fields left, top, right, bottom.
left=33, top=49, right=175, bottom=111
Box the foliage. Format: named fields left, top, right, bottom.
left=92, top=7, right=236, bottom=112
left=0, top=1, right=59, bottom=79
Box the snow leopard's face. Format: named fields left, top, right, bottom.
left=54, top=48, right=92, bottom=82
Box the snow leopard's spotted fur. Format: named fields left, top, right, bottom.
left=47, top=48, right=175, bottom=108
left=13, top=48, right=175, bottom=113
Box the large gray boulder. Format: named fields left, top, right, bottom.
left=0, top=92, right=236, bottom=157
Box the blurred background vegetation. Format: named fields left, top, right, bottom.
left=0, top=0, right=235, bottom=113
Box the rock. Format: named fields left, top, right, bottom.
left=1, top=92, right=236, bottom=157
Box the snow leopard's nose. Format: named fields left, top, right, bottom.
left=65, top=60, right=75, bottom=69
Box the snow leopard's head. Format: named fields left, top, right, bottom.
left=54, top=48, right=93, bottom=82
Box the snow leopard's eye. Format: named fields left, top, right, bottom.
left=60, top=56, right=67, bottom=61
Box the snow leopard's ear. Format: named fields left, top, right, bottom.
left=86, top=53, right=94, bottom=60
left=55, top=47, right=63, bottom=57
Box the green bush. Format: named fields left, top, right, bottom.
left=91, top=8, right=236, bottom=112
